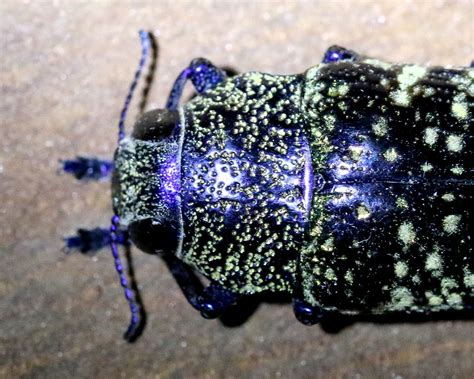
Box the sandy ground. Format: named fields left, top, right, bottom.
left=1, top=1, right=474, bottom=378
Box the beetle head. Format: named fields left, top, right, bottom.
left=112, top=109, right=183, bottom=255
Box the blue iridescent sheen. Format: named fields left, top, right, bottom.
left=65, top=227, right=126, bottom=254
left=322, top=45, right=359, bottom=63
left=199, top=283, right=238, bottom=319
left=64, top=33, right=473, bottom=341
left=293, top=299, right=324, bottom=325
left=62, top=157, right=113, bottom=180
left=166, top=58, right=226, bottom=110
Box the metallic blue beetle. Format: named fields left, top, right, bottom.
left=64, top=32, right=473, bottom=341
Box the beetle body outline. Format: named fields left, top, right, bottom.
left=65, top=35, right=473, bottom=339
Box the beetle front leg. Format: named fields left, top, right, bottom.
left=166, top=58, right=226, bottom=110
left=161, top=255, right=238, bottom=319
left=64, top=227, right=127, bottom=255
left=61, top=156, right=113, bottom=181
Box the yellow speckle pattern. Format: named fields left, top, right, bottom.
left=389, top=65, right=427, bottom=107
left=356, top=204, right=371, bottom=220
left=181, top=72, right=308, bottom=294
left=451, top=102, right=468, bottom=120
left=166, top=53, right=473, bottom=315
left=298, top=57, right=472, bottom=314
left=396, top=197, right=408, bottom=209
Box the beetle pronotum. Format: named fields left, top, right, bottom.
left=64, top=32, right=473, bottom=341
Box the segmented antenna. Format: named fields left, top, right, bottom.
left=117, top=30, right=151, bottom=142
left=138, top=32, right=158, bottom=115
left=112, top=30, right=151, bottom=341
left=110, top=215, right=139, bottom=341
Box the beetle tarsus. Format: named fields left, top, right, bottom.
left=64, top=227, right=127, bottom=255
left=61, top=156, right=113, bottom=181
left=162, top=255, right=238, bottom=318
left=166, top=58, right=226, bottom=110
left=162, top=255, right=205, bottom=310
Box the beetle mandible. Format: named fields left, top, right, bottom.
left=64, top=32, right=473, bottom=341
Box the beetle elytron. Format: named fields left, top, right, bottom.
left=64, top=32, right=473, bottom=341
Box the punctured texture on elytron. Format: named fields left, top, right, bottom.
left=301, top=60, right=473, bottom=314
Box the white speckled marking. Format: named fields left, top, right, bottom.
left=442, top=214, right=462, bottom=234
left=423, top=127, right=439, bottom=146
left=356, top=204, right=371, bottom=220
left=372, top=117, right=388, bottom=137
left=446, top=134, right=464, bottom=153
left=390, top=287, right=414, bottom=309
left=421, top=162, right=433, bottom=172
left=441, top=193, right=455, bottom=202
left=398, top=222, right=416, bottom=246
left=426, top=251, right=443, bottom=271
left=395, top=261, right=408, bottom=278
left=383, top=147, right=398, bottom=162
left=451, top=102, right=468, bottom=120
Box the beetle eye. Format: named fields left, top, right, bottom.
left=132, top=109, right=179, bottom=141
left=128, top=219, right=180, bottom=255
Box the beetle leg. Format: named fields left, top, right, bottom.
left=61, top=156, right=113, bottom=181
left=64, top=227, right=127, bottom=255
left=161, top=255, right=238, bottom=318
left=292, top=298, right=325, bottom=325
left=198, top=282, right=239, bottom=319
left=161, top=254, right=204, bottom=310
left=166, top=58, right=226, bottom=110
left=322, top=45, right=361, bottom=63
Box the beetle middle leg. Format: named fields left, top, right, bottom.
left=166, top=58, right=226, bottom=110
left=292, top=298, right=325, bottom=325
left=161, top=255, right=239, bottom=319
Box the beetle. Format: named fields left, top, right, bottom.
left=64, top=31, right=473, bottom=341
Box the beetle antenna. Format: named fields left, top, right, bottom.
left=111, top=30, right=153, bottom=342
left=138, top=31, right=158, bottom=115
left=117, top=30, right=151, bottom=142
left=110, top=215, right=140, bottom=342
